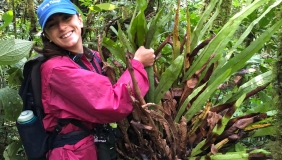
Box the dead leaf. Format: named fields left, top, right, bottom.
left=211, top=144, right=218, bottom=154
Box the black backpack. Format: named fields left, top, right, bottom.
left=17, top=53, right=119, bottom=160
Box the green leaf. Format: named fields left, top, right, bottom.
left=128, top=17, right=138, bottom=49
left=144, top=67, right=155, bottom=103
left=102, top=38, right=126, bottom=63
left=136, top=0, right=147, bottom=11
left=210, top=18, right=282, bottom=83
left=117, top=22, right=135, bottom=53
left=174, top=82, right=207, bottom=122
left=1, top=10, right=13, bottom=29
left=235, top=143, right=247, bottom=152
left=0, top=39, right=33, bottom=65
left=217, top=71, right=272, bottom=105
left=214, top=94, right=246, bottom=133
left=158, top=11, right=173, bottom=28
left=189, top=149, right=271, bottom=160
left=190, top=0, right=219, bottom=50
left=225, top=0, right=282, bottom=59
left=154, top=55, right=184, bottom=103
left=0, top=87, right=23, bottom=121
left=89, top=5, right=101, bottom=12
left=127, top=4, right=138, bottom=46
left=145, top=8, right=164, bottom=48
left=95, top=3, right=117, bottom=11
left=184, top=0, right=268, bottom=81
left=251, top=126, right=276, bottom=137
left=196, top=0, right=222, bottom=47
left=109, top=26, right=118, bottom=36
left=136, top=12, right=147, bottom=47
left=3, top=141, right=22, bottom=160
left=7, top=67, right=23, bottom=86
left=246, top=100, right=272, bottom=114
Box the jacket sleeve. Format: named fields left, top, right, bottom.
left=41, top=58, right=149, bottom=124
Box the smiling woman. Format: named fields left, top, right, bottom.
left=24, top=0, right=156, bottom=160
left=44, top=13, right=83, bottom=53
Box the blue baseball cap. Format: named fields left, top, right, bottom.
left=37, top=0, right=78, bottom=29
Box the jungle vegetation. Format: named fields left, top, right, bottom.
left=0, top=0, right=281, bottom=159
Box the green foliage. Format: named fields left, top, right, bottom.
left=3, top=141, right=23, bottom=160
left=0, top=39, right=33, bottom=65
left=184, top=0, right=269, bottom=81
left=189, top=149, right=272, bottom=160
left=79, top=0, right=117, bottom=12
left=218, top=71, right=272, bottom=105
left=0, top=0, right=280, bottom=159
left=0, top=87, right=22, bottom=122
left=100, top=0, right=282, bottom=159
left=154, top=54, right=184, bottom=103
left=0, top=11, right=13, bottom=30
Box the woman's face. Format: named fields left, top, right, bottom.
left=44, top=13, right=84, bottom=53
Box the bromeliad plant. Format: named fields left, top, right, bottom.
left=100, top=0, right=281, bottom=159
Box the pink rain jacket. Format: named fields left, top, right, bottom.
left=40, top=53, right=149, bottom=160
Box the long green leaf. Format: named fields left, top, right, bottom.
left=210, top=18, right=282, bottom=83
left=117, top=22, right=135, bottom=54
left=197, top=0, right=222, bottom=44
left=136, top=12, right=147, bottom=47
left=190, top=0, right=219, bottom=50
left=217, top=71, right=272, bottom=105
left=102, top=38, right=126, bottom=63
left=127, top=5, right=138, bottom=48
left=225, top=0, right=282, bottom=59
left=184, top=0, right=268, bottom=81
left=143, top=9, right=165, bottom=104
left=127, top=0, right=148, bottom=52
left=174, top=82, right=207, bottom=122
left=136, top=0, right=147, bottom=12
left=154, top=55, right=184, bottom=104
left=145, top=67, right=155, bottom=103
left=145, top=8, right=164, bottom=48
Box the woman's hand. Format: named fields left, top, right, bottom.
left=133, top=46, right=155, bottom=67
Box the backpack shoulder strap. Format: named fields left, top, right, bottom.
left=31, top=56, right=46, bottom=120
left=19, top=56, right=46, bottom=119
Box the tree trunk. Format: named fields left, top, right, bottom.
left=270, top=8, right=282, bottom=160
left=27, top=0, right=37, bottom=36
left=212, top=0, right=232, bottom=29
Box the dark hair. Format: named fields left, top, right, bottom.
left=33, top=14, right=86, bottom=59
left=33, top=32, right=68, bottom=58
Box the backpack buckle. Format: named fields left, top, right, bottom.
left=54, top=125, right=63, bottom=133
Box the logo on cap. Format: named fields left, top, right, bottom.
left=40, top=0, right=61, bottom=11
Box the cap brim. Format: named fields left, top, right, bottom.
left=41, top=9, right=76, bottom=29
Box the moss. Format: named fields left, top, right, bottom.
left=212, top=0, right=232, bottom=29
left=269, top=8, right=282, bottom=159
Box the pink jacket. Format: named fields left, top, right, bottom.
left=40, top=53, right=149, bottom=160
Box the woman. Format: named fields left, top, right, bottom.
left=35, top=0, right=155, bottom=159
